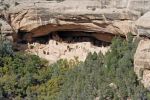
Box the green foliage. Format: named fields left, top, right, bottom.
left=99, top=34, right=144, bottom=100
left=58, top=52, right=104, bottom=100
left=0, top=35, right=13, bottom=57
left=0, top=33, right=150, bottom=100
left=57, top=34, right=150, bottom=100
left=0, top=50, right=78, bottom=99
left=46, top=0, right=65, bottom=3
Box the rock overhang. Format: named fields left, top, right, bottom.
left=0, top=0, right=150, bottom=42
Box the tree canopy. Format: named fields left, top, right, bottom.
left=0, top=33, right=150, bottom=100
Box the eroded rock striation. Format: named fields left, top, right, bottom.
left=0, top=0, right=150, bottom=42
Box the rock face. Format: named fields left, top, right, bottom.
left=0, top=19, right=12, bottom=34
left=136, top=12, right=150, bottom=37
left=134, top=39, right=150, bottom=88
left=0, top=0, right=150, bottom=42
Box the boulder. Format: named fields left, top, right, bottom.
left=0, top=19, right=12, bottom=34
left=134, top=39, right=150, bottom=88
left=136, top=12, right=150, bottom=37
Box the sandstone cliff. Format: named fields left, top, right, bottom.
left=0, top=0, right=150, bottom=42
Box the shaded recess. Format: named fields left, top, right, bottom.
left=18, top=30, right=112, bottom=44
left=14, top=30, right=113, bottom=51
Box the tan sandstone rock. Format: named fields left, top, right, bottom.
left=134, top=39, right=150, bottom=88
left=136, top=12, right=150, bottom=37
left=1, top=0, right=150, bottom=42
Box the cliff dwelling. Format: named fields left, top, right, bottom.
left=1, top=0, right=150, bottom=99
left=16, top=30, right=110, bottom=63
